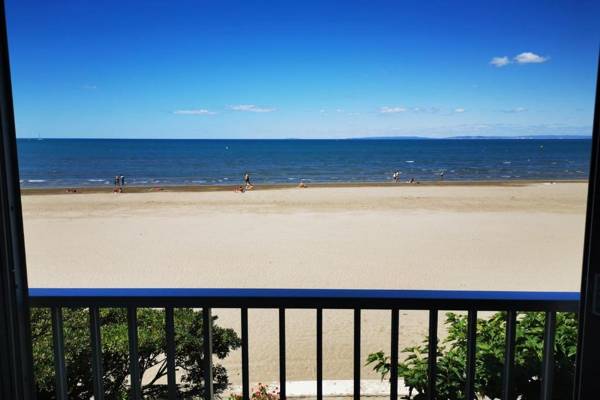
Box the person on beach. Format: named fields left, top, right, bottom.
left=234, top=185, right=245, bottom=193
left=113, top=175, right=122, bottom=193
left=439, top=171, right=445, bottom=181
left=393, top=171, right=401, bottom=183
left=244, top=172, right=253, bottom=190
left=120, top=175, right=125, bottom=186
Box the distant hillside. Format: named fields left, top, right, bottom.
left=351, top=135, right=591, bottom=140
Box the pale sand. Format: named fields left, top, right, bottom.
left=21, top=182, right=587, bottom=386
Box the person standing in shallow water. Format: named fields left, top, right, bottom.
left=120, top=175, right=125, bottom=187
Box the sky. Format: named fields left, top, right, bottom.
left=5, top=0, right=599, bottom=139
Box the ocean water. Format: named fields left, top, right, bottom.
left=16, top=138, right=591, bottom=188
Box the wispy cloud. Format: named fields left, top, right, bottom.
left=454, top=108, right=466, bottom=113
left=490, top=52, right=549, bottom=68
left=502, top=107, right=528, bottom=113
left=173, top=109, right=216, bottom=115
left=229, top=104, right=275, bottom=113
left=490, top=56, right=510, bottom=68
left=379, top=106, right=407, bottom=114
left=82, top=84, right=97, bottom=90
left=514, top=52, right=548, bottom=64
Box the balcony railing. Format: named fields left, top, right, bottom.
left=29, top=288, right=579, bottom=400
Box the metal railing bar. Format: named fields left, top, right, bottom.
left=279, top=308, right=286, bottom=400
left=165, top=307, right=177, bottom=400
left=501, top=310, right=516, bottom=400
left=390, top=309, right=399, bottom=400
left=354, top=308, right=361, bottom=400
left=127, top=306, right=141, bottom=399
left=89, top=307, right=104, bottom=400
left=427, top=309, right=438, bottom=400
left=51, top=306, right=67, bottom=400
left=465, top=310, right=477, bottom=400
left=241, top=307, right=250, bottom=400
left=203, top=307, right=214, bottom=400
left=541, top=311, right=556, bottom=400
left=28, top=288, right=580, bottom=312
left=316, top=308, right=323, bottom=400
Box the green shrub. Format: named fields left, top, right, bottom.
left=31, top=307, right=241, bottom=399
left=367, top=312, right=577, bottom=399
left=229, top=383, right=280, bottom=400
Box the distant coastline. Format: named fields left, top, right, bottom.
left=350, top=135, right=592, bottom=140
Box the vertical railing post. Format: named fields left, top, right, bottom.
left=127, top=306, right=141, bottom=399
left=89, top=307, right=104, bottom=400
left=541, top=311, right=556, bottom=400
left=241, top=307, right=250, bottom=400
left=502, top=311, right=516, bottom=400
left=354, top=308, right=361, bottom=400
left=51, top=306, right=67, bottom=400
left=465, top=310, right=477, bottom=400
left=390, top=309, right=399, bottom=400
left=165, top=307, right=177, bottom=400
left=279, top=308, right=286, bottom=400
left=427, top=310, right=438, bottom=400
left=203, top=307, right=214, bottom=400
left=316, top=308, right=323, bottom=400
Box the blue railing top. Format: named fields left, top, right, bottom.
left=29, top=288, right=579, bottom=311
left=29, top=287, right=580, bottom=301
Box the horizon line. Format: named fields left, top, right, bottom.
left=16, top=134, right=593, bottom=141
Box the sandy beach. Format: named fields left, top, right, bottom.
left=21, top=182, right=587, bottom=386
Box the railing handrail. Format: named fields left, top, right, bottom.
left=29, top=288, right=579, bottom=311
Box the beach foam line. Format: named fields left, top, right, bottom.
left=227, top=380, right=409, bottom=397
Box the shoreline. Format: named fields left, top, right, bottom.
left=19, top=178, right=588, bottom=195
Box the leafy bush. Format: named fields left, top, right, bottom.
left=31, top=307, right=241, bottom=399
left=367, top=312, right=577, bottom=399
left=229, top=383, right=280, bottom=400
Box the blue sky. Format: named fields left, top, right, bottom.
left=5, top=0, right=599, bottom=139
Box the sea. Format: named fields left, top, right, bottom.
left=16, top=138, right=591, bottom=188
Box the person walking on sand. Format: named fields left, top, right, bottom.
left=244, top=172, right=253, bottom=189
left=393, top=170, right=401, bottom=183
left=113, top=175, right=122, bottom=193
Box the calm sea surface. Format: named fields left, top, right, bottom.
left=16, top=139, right=591, bottom=188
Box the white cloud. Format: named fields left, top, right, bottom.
left=229, top=104, right=275, bottom=113
left=502, top=107, right=527, bottom=113
left=82, top=84, right=97, bottom=90
left=380, top=106, right=407, bottom=114
left=454, top=108, right=466, bottom=113
left=173, top=109, right=216, bottom=115
left=490, top=56, right=510, bottom=67
left=514, top=52, right=548, bottom=64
